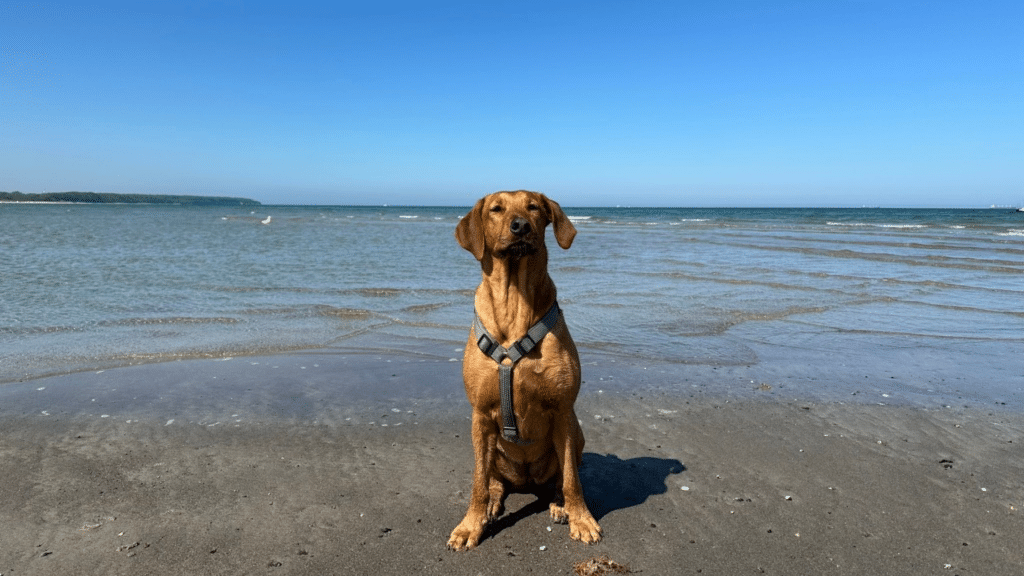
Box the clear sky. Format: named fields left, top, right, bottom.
left=2, top=1, right=1021, bottom=207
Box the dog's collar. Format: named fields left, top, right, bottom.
left=472, top=302, right=561, bottom=446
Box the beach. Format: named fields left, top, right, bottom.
left=2, top=352, right=1022, bottom=575
left=2, top=204, right=1022, bottom=574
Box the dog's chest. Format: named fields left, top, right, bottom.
left=463, top=336, right=579, bottom=413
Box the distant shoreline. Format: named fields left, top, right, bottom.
left=0, top=191, right=261, bottom=206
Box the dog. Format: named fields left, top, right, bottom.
left=447, top=190, right=602, bottom=551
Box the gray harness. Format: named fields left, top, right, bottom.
left=472, top=302, right=561, bottom=446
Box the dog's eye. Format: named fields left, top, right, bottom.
left=527, top=204, right=540, bottom=211
left=489, top=205, right=503, bottom=213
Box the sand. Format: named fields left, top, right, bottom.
left=2, top=355, right=1023, bottom=575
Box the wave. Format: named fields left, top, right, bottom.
left=708, top=241, right=1024, bottom=273
left=312, top=305, right=373, bottom=319
left=0, top=316, right=241, bottom=336
left=636, top=268, right=1023, bottom=314
left=723, top=232, right=1024, bottom=257
left=401, top=302, right=450, bottom=313
left=827, top=222, right=928, bottom=229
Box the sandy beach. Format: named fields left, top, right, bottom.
left=2, top=353, right=1022, bottom=575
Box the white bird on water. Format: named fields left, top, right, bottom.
left=261, top=216, right=272, bottom=225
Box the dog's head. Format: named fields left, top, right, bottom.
left=455, top=190, right=576, bottom=261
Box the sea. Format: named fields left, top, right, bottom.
left=2, top=203, right=1022, bottom=412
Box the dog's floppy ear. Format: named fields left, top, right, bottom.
left=455, top=197, right=487, bottom=260
left=542, top=194, right=576, bottom=249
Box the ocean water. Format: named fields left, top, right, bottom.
left=2, top=203, right=1022, bottom=410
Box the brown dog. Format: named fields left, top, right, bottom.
left=447, top=190, right=602, bottom=551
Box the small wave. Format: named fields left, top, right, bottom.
left=399, top=215, right=418, bottom=219
left=111, top=316, right=241, bottom=327
left=0, top=324, right=84, bottom=336
left=567, top=216, right=591, bottom=222
left=313, top=305, right=373, bottom=319
left=354, top=288, right=402, bottom=297
left=998, top=229, right=1024, bottom=237
left=220, top=215, right=272, bottom=224
left=827, top=222, right=927, bottom=229
left=0, top=316, right=241, bottom=336
left=698, top=240, right=1024, bottom=274
left=402, top=302, right=449, bottom=314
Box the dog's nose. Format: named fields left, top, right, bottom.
left=509, top=218, right=531, bottom=236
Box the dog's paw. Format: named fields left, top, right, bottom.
left=548, top=502, right=569, bottom=524
left=569, top=513, right=602, bottom=544
left=446, top=529, right=478, bottom=551
left=447, top=519, right=485, bottom=551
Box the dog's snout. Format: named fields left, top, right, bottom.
left=510, top=218, right=531, bottom=236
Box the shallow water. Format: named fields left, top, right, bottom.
left=2, top=203, right=1022, bottom=410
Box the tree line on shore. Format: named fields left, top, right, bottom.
left=0, top=191, right=261, bottom=206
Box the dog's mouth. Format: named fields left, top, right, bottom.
left=497, top=241, right=537, bottom=259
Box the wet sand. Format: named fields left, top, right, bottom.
left=2, top=353, right=1023, bottom=575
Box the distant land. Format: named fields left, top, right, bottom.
left=0, top=191, right=261, bottom=206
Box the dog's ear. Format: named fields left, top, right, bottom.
left=455, top=197, right=487, bottom=260
left=542, top=194, right=576, bottom=250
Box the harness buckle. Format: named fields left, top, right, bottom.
left=509, top=339, right=530, bottom=362
left=477, top=333, right=497, bottom=357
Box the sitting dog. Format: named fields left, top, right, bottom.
left=447, top=190, right=602, bottom=551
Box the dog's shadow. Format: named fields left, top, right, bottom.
left=484, top=452, right=684, bottom=539
left=579, top=452, right=686, bottom=520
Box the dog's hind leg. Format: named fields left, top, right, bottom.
left=548, top=479, right=569, bottom=524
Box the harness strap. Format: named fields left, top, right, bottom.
left=473, top=302, right=561, bottom=445
left=498, top=364, right=517, bottom=443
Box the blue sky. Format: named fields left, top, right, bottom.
left=2, top=1, right=1021, bottom=207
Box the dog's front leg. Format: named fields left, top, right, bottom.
left=447, top=409, right=498, bottom=551
left=553, top=412, right=602, bottom=544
